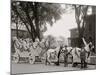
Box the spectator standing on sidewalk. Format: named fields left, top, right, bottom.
left=80, top=47, right=87, bottom=68
left=56, top=46, right=63, bottom=66
left=64, top=45, right=68, bottom=67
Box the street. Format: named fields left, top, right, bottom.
left=11, top=63, right=96, bottom=74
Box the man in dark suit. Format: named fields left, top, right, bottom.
left=80, top=47, right=87, bottom=68
left=64, top=45, right=68, bottom=67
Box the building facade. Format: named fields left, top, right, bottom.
left=68, top=28, right=79, bottom=47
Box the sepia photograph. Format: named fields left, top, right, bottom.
left=11, top=0, right=96, bottom=74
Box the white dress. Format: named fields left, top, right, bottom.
left=72, top=47, right=81, bottom=63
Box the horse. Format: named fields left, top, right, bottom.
left=45, top=47, right=59, bottom=65
left=45, top=46, right=73, bottom=65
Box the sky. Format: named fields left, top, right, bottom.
left=44, top=9, right=77, bottom=38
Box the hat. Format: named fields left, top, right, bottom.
left=65, top=45, right=67, bottom=47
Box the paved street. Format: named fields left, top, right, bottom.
left=11, top=63, right=96, bottom=74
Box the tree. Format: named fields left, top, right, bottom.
left=11, top=1, right=64, bottom=42
left=74, top=5, right=89, bottom=47
left=64, top=4, right=96, bottom=47
left=11, top=10, right=19, bottom=38
left=72, top=5, right=96, bottom=47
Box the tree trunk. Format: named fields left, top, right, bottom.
left=34, top=2, right=41, bottom=41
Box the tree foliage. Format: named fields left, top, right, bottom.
left=11, top=1, right=65, bottom=42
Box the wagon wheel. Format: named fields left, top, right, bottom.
left=29, top=55, right=35, bottom=64
left=13, top=53, right=19, bottom=63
